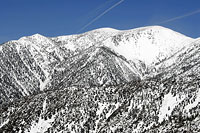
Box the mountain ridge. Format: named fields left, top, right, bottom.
left=0, top=26, right=195, bottom=104
left=1, top=26, right=200, bottom=132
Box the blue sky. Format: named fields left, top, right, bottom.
left=0, top=0, right=200, bottom=44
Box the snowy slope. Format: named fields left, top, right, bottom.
left=52, top=26, right=194, bottom=75
left=0, top=34, right=62, bottom=104
left=52, top=26, right=193, bottom=65
left=0, top=26, right=193, bottom=104
left=0, top=26, right=200, bottom=132
left=45, top=46, right=141, bottom=90
left=103, top=26, right=193, bottom=65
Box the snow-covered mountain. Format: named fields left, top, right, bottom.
left=52, top=26, right=193, bottom=65
left=0, top=26, right=199, bottom=132
left=0, top=26, right=193, bottom=104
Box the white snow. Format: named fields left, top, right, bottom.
left=42, top=97, right=47, bottom=112
left=94, top=102, right=121, bottom=133
left=74, top=48, right=99, bottom=71
left=94, top=102, right=109, bottom=132
left=51, top=25, right=193, bottom=67
left=128, top=99, right=134, bottom=112
left=15, top=43, right=21, bottom=52
left=106, top=102, right=121, bottom=119
left=92, top=27, right=119, bottom=33
left=158, top=92, right=185, bottom=123
left=27, top=114, right=56, bottom=133
left=18, top=35, right=50, bottom=79
left=0, top=46, right=2, bottom=51
left=103, top=26, right=193, bottom=65
left=15, top=44, right=44, bottom=90
left=63, top=41, right=76, bottom=51
left=16, top=26, right=194, bottom=71
left=40, top=77, right=50, bottom=91
left=0, top=119, right=9, bottom=128
left=0, top=25, right=197, bottom=132
left=67, top=121, right=76, bottom=133
left=26, top=98, right=56, bottom=133
left=96, top=103, right=108, bottom=116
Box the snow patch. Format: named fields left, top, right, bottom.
left=40, top=77, right=50, bottom=91
left=128, top=99, right=134, bottom=112
left=97, top=103, right=109, bottom=117
left=0, top=119, right=9, bottom=128
left=15, top=44, right=21, bottom=52
left=94, top=103, right=109, bottom=132
left=0, top=46, right=2, bottom=51
left=106, top=102, right=121, bottom=119
left=25, top=97, right=56, bottom=133
left=42, top=97, right=47, bottom=112
left=27, top=114, right=56, bottom=133
left=158, top=92, right=185, bottom=123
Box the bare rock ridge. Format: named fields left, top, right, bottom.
left=1, top=26, right=200, bottom=132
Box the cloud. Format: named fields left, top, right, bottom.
left=157, top=9, right=200, bottom=24
left=77, top=0, right=125, bottom=33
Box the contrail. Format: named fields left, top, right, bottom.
left=84, top=0, right=115, bottom=19
left=157, top=9, right=200, bottom=24
left=77, top=0, right=125, bottom=33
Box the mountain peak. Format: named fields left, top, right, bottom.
left=31, top=33, right=44, bottom=38
left=90, top=27, right=119, bottom=33
left=27, top=33, right=48, bottom=41
left=102, top=26, right=194, bottom=65
left=18, top=33, right=44, bottom=40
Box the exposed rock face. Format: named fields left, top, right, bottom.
left=1, top=26, right=200, bottom=132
